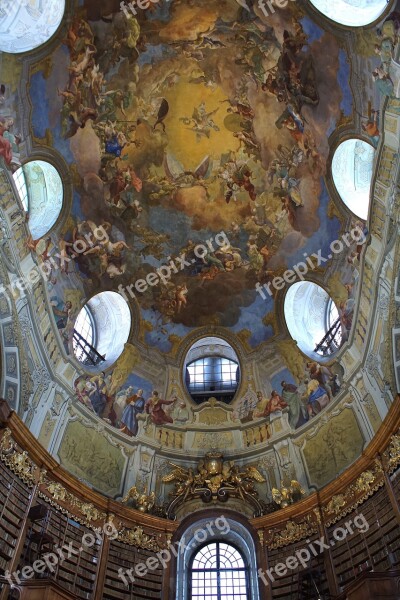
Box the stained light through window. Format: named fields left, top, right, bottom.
left=285, top=281, right=343, bottom=358
left=0, top=0, right=66, bottom=54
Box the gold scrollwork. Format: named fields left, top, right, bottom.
left=0, top=430, right=36, bottom=485
left=385, top=432, right=400, bottom=472
left=266, top=516, right=317, bottom=549
left=119, top=526, right=165, bottom=551
left=325, top=494, right=346, bottom=516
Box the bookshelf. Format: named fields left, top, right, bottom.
left=103, top=540, right=163, bottom=599
left=267, top=536, right=330, bottom=600
left=0, top=460, right=32, bottom=577
left=328, top=485, right=400, bottom=593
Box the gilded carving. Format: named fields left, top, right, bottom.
left=384, top=431, right=400, bottom=472
left=325, top=494, right=346, bottom=515
left=272, top=480, right=305, bottom=509
left=163, top=453, right=265, bottom=518
left=47, top=482, right=67, bottom=501
left=354, top=470, right=375, bottom=493
left=0, top=430, right=36, bottom=485
left=122, top=486, right=156, bottom=513
left=119, top=526, right=165, bottom=551
left=266, top=517, right=317, bottom=549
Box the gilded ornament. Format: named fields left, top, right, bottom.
left=80, top=503, right=102, bottom=522
left=386, top=432, right=400, bottom=470
left=122, top=486, right=156, bottom=513
left=268, top=517, right=316, bottom=549
left=0, top=428, right=14, bottom=453
left=119, top=526, right=164, bottom=551
left=272, top=480, right=305, bottom=509
left=162, top=453, right=265, bottom=518
left=47, top=482, right=67, bottom=501
left=325, top=494, right=346, bottom=515
left=354, top=470, right=375, bottom=493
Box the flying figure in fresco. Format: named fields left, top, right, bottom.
left=218, top=157, right=256, bottom=203
left=180, top=101, right=220, bottom=141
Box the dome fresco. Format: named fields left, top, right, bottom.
left=0, top=0, right=400, bottom=502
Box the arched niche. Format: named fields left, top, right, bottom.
left=174, top=514, right=262, bottom=600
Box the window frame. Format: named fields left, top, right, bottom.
left=13, top=167, right=29, bottom=211
left=324, top=298, right=342, bottom=354
left=186, top=356, right=240, bottom=394
left=73, top=304, right=98, bottom=365
left=188, top=541, right=251, bottom=600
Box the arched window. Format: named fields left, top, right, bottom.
left=189, top=542, right=250, bottom=600
left=184, top=337, right=241, bottom=404
left=73, top=291, right=131, bottom=370
left=332, top=139, right=374, bottom=220
left=0, top=1, right=65, bottom=54
left=175, top=517, right=260, bottom=600
left=284, top=281, right=343, bottom=359
left=308, top=0, right=390, bottom=26
left=14, top=161, right=63, bottom=240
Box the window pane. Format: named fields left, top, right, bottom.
left=187, top=357, right=239, bottom=393
left=190, top=542, right=249, bottom=600
left=73, top=305, right=95, bottom=363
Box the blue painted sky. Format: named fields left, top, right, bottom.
left=142, top=308, right=192, bottom=353
left=287, top=179, right=341, bottom=269
left=271, top=368, right=296, bottom=392
left=123, top=372, right=154, bottom=397
left=338, top=50, right=353, bottom=117
left=231, top=291, right=274, bottom=347
left=137, top=43, right=176, bottom=66
left=300, top=16, right=324, bottom=44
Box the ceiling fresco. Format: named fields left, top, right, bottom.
left=1, top=0, right=400, bottom=513
left=1, top=0, right=399, bottom=457
left=26, top=0, right=359, bottom=353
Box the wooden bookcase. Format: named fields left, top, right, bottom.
left=328, top=485, right=400, bottom=593
left=103, top=540, right=163, bottom=599
left=267, top=535, right=330, bottom=600
left=20, top=502, right=99, bottom=599
left=0, top=460, right=31, bottom=576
